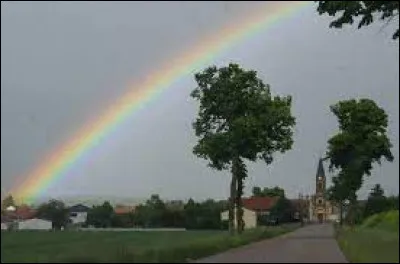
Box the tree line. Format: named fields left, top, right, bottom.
left=1, top=186, right=301, bottom=231
left=341, top=184, right=399, bottom=225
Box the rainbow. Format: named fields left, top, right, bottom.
left=10, top=1, right=311, bottom=203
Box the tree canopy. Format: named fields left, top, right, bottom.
left=1, top=195, right=15, bottom=209
left=252, top=186, right=285, bottom=198
left=364, top=184, right=397, bottom=219
left=316, top=1, right=399, bottom=39
left=86, top=201, right=114, bottom=228
left=325, top=98, right=394, bottom=225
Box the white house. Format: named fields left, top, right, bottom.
left=1, top=223, right=8, bottom=230
left=69, top=204, right=90, bottom=225
left=221, top=207, right=257, bottom=229
left=18, top=218, right=52, bottom=230
left=220, top=197, right=279, bottom=229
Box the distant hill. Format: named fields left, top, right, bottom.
left=30, top=195, right=147, bottom=207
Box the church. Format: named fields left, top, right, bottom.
left=306, top=158, right=339, bottom=223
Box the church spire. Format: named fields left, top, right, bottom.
left=316, top=158, right=325, bottom=179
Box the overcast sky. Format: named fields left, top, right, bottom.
left=1, top=1, right=399, bottom=202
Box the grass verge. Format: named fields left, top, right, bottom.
left=336, top=210, right=399, bottom=263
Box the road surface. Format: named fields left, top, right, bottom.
left=195, top=223, right=348, bottom=263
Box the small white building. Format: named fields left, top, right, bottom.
left=221, top=207, right=257, bottom=229
left=18, top=218, right=52, bottom=230
left=1, top=223, right=8, bottom=230
left=220, top=197, right=279, bottom=229
left=69, top=204, right=90, bottom=225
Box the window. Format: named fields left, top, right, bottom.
left=70, top=213, right=77, bottom=217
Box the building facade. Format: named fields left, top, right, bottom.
left=220, top=196, right=279, bottom=229
left=18, top=218, right=52, bottom=230
left=68, top=204, right=90, bottom=225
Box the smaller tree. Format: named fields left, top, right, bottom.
left=133, top=194, right=167, bottom=228
left=2, top=195, right=16, bottom=209
left=86, top=201, right=114, bottom=228
left=252, top=187, right=263, bottom=197
left=37, top=199, right=70, bottom=230
left=252, top=186, right=285, bottom=198
left=269, top=196, right=293, bottom=224
left=364, top=184, right=390, bottom=218
left=327, top=173, right=350, bottom=225
left=386, top=195, right=399, bottom=210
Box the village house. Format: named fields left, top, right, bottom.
left=114, top=204, right=136, bottom=215
left=221, top=196, right=279, bottom=229
left=68, top=204, right=90, bottom=225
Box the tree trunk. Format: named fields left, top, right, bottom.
left=229, top=173, right=237, bottom=235
left=232, top=157, right=245, bottom=234
left=339, top=202, right=343, bottom=226
left=236, top=176, right=244, bottom=234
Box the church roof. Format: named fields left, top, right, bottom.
left=316, top=158, right=325, bottom=179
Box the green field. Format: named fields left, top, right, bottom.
left=1, top=225, right=297, bottom=263
left=337, top=210, right=399, bottom=263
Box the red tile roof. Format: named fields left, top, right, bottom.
left=114, top=205, right=136, bottom=215
left=242, top=197, right=279, bottom=211
left=4, top=205, right=37, bottom=220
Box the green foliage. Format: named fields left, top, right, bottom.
left=364, top=184, right=390, bottom=219
left=86, top=201, right=114, bottom=228
left=191, top=63, right=295, bottom=234
left=183, top=198, right=225, bottom=230
left=316, top=1, right=399, bottom=39
left=111, top=212, right=135, bottom=228
left=269, top=196, right=293, bottom=223
left=1, top=195, right=15, bottom=209
left=362, top=210, right=399, bottom=232
left=386, top=195, right=399, bottom=210
left=36, top=199, right=70, bottom=230
left=134, top=194, right=168, bottom=228
left=338, top=210, right=399, bottom=263
left=326, top=99, right=394, bottom=224
left=191, top=63, right=295, bottom=170
left=252, top=186, right=285, bottom=198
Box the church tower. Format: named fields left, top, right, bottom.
left=314, top=158, right=327, bottom=223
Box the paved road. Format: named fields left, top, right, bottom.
left=195, top=223, right=348, bottom=263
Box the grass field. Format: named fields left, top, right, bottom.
left=1, top=225, right=298, bottom=263
left=337, top=210, right=399, bottom=263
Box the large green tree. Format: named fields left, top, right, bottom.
left=191, top=63, right=295, bottom=234
left=326, top=98, right=394, bottom=225
left=316, top=1, right=399, bottom=39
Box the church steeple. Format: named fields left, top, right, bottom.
left=316, top=158, right=325, bottom=179
left=316, top=158, right=326, bottom=195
